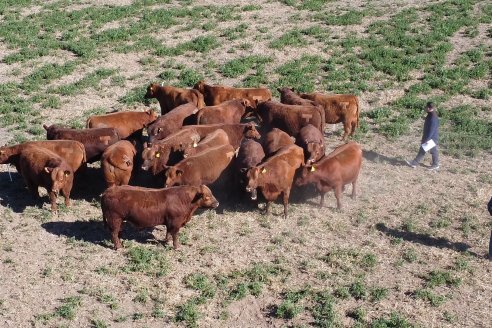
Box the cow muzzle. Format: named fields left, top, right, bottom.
left=248, top=188, right=257, bottom=200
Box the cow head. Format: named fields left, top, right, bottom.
left=145, top=83, right=160, bottom=99
left=141, top=145, right=167, bottom=174
left=244, top=123, right=261, bottom=140
left=0, top=147, right=12, bottom=164
left=44, top=166, right=72, bottom=196
left=164, top=167, right=183, bottom=188
left=306, top=142, right=325, bottom=165
left=193, top=80, right=206, bottom=93
left=192, top=185, right=219, bottom=209
left=245, top=166, right=265, bottom=200
left=144, top=109, right=159, bottom=123
left=295, top=165, right=316, bottom=186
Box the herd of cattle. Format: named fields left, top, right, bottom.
left=0, top=81, right=362, bottom=250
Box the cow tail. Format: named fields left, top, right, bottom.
left=355, top=97, right=360, bottom=128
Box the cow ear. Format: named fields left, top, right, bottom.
left=64, top=170, right=71, bottom=177
left=157, top=127, right=162, bottom=133
left=177, top=169, right=183, bottom=177
left=155, top=152, right=160, bottom=158
left=310, top=165, right=316, bottom=172
left=43, top=124, right=49, bottom=131
left=44, top=167, right=52, bottom=173
left=0, top=150, right=4, bottom=155
left=240, top=168, right=247, bottom=173
left=261, top=167, right=267, bottom=174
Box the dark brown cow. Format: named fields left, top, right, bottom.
left=245, top=144, right=304, bottom=219
left=235, top=138, right=265, bottom=189
left=278, top=87, right=318, bottom=106
left=18, top=146, right=73, bottom=213
left=295, top=142, right=362, bottom=209
left=296, top=124, right=326, bottom=165
left=145, top=83, right=205, bottom=114
left=101, top=140, right=137, bottom=188
left=182, top=123, right=261, bottom=149
left=164, top=144, right=235, bottom=188
left=102, top=184, right=219, bottom=250
left=44, top=124, right=120, bottom=163
left=262, top=128, right=295, bottom=156
left=194, top=80, right=272, bottom=107
left=141, top=129, right=201, bottom=175
left=299, top=92, right=360, bottom=140
left=196, top=99, right=252, bottom=125
left=147, top=103, right=199, bottom=143
left=183, top=129, right=230, bottom=158
left=256, top=101, right=325, bottom=136
left=0, top=140, right=86, bottom=172
left=86, top=109, right=158, bottom=140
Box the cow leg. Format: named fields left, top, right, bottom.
left=351, top=180, right=357, bottom=200
left=283, top=189, right=290, bottom=219
left=334, top=185, right=343, bottom=210
left=105, top=217, right=123, bottom=250
left=61, top=188, right=71, bottom=207
left=320, top=193, right=325, bottom=207
left=341, top=122, right=350, bottom=141
left=170, top=228, right=180, bottom=250
left=48, top=192, right=58, bottom=213
left=263, top=201, right=271, bottom=215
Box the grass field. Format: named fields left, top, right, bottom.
left=0, top=0, right=491, bottom=327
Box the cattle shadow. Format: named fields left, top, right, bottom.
left=0, top=171, right=46, bottom=213
left=41, top=220, right=158, bottom=248
left=363, top=150, right=407, bottom=166
left=71, top=166, right=107, bottom=202
left=376, top=223, right=481, bottom=257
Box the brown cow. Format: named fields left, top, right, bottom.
left=147, top=103, right=199, bottom=143
left=145, top=83, right=205, bottom=114
left=263, top=128, right=295, bottom=156
left=101, top=184, right=219, bottom=250
left=164, top=144, right=235, bottom=188
left=196, top=99, right=252, bottom=125
left=101, top=140, right=137, bottom=188
left=182, top=123, right=261, bottom=149
left=44, top=124, right=120, bottom=163
left=86, top=109, right=158, bottom=140
left=141, top=129, right=201, bottom=175
left=295, top=142, right=362, bottom=209
left=296, top=124, right=326, bottom=165
left=256, top=101, right=325, bottom=136
left=18, top=146, right=74, bottom=213
left=183, top=129, right=230, bottom=158
left=278, top=87, right=318, bottom=107
left=299, top=92, right=360, bottom=140
left=194, top=80, right=272, bottom=107
left=0, top=140, right=86, bottom=172
left=245, top=144, right=304, bottom=219
left=235, top=138, right=265, bottom=189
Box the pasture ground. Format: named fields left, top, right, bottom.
left=0, top=1, right=491, bottom=327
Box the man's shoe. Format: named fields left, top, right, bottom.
left=406, top=160, right=416, bottom=168
left=428, top=165, right=440, bottom=171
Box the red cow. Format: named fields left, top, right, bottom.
left=196, top=99, right=252, bottom=125
left=182, top=123, right=261, bottom=149
left=145, top=83, right=205, bottom=114
left=101, top=140, right=137, bottom=188
left=295, top=142, right=362, bottom=209
left=102, top=184, right=219, bottom=249
left=86, top=109, right=158, bottom=140
left=263, top=128, right=295, bottom=156
left=18, top=146, right=74, bottom=213
left=183, top=129, right=230, bottom=158
left=296, top=124, right=326, bottom=164
left=245, top=144, right=304, bottom=219
left=147, top=103, right=199, bottom=143
left=194, top=80, right=272, bottom=107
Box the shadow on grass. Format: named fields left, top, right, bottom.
left=41, top=220, right=157, bottom=248
left=376, top=223, right=481, bottom=257
left=363, top=150, right=408, bottom=166
left=0, top=171, right=46, bottom=213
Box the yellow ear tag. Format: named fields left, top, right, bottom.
left=155, top=153, right=160, bottom=158
left=310, top=166, right=316, bottom=172
left=64, top=173, right=69, bottom=177
left=261, top=168, right=267, bottom=174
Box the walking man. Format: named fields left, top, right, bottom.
left=407, top=102, right=440, bottom=170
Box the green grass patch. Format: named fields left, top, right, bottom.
left=221, top=55, right=272, bottom=78
left=269, top=29, right=308, bottom=49
left=122, top=246, right=169, bottom=277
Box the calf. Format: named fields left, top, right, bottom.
left=102, top=184, right=219, bottom=250
left=194, top=80, right=272, bottom=107
left=182, top=123, right=261, bottom=149
left=296, top=124, right=326, bottom=164
left=86, top=109, right=158, bottom=140
left=101, top=140, right=137, bottom=188
left=245, top=144, right=304, bottom=219
left=18, top=146, right=73, bottom=213
left=164, top=144, right=235, bottom=188
left=278, top=87, right=317, bottom=106
left=295, top=142, right=362, bottom=209
left=196, top=99, right=252, bottom=125
left=147, top=103, right=199, bottom=143
left=262, top=128, right=295, bottom=156
left=235, top=138, right=265, bottom=189
left=299, top=92, right=360, bottom=140
left=1, top=140, right=86, bottom=172
left=183, top=129, right=230, bottom=158
left=141, top=129, right=201, bottom=175
left=44, top=124, right=120, bottom=163
left=256, top=101, right=325, bottom=137
left=145, top=83, right=205, bottom=114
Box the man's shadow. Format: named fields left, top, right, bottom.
left=363, top=150, right=407, bottom=166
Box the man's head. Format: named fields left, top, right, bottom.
left=425, top=102, right=434, bottom=112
